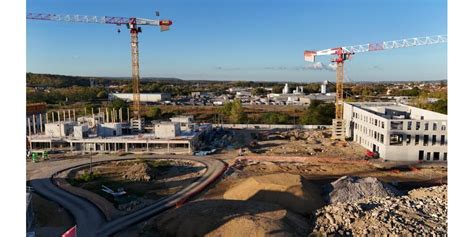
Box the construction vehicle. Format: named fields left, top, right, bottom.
left=304, top=35, right=447, bottom=141
left=27, top=12, right=173, bottom=132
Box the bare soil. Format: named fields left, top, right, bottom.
left=30, top=193, right=75, bottom=237
left=67, top=159, right=206, bottom=214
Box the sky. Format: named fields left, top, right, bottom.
left=26, top=0, right=447, bottom=82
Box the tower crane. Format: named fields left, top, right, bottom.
left=304, top=35, right=447, bottom=141
left=27, top=12, right=173, bottom=132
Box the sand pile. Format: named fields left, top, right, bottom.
left=143, top=200, right=310, bottom=237
left=223, top=173, right=323, bottom=215
left=122, top=162, right=154, bottom=181
left=326, top=176, right=402, bottom=204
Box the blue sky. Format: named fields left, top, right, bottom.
left=26, top=0, right=447, bottom=82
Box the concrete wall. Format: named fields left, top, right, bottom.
left=73, top=125, right=89, bottom=139
left=44, top=122, right=74, bottom=137
left=155, top=123, right=181, bottom=138
left=214, top=124, right=331, bottom=130
left=97, top=123, right=122, bottom=137
left=109, top=93, right=171, bottom=102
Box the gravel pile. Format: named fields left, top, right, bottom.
left=326, top=176, right=402, bottom=204
left=122, top=162, right=154, bottom=181
left=311, top=185, right=447, bottom=236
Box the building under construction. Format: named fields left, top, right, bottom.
left=344, top=102, right=447, bottom=162
left=26, top=109, right=212, bottom=155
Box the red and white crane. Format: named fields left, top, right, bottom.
left=27, top=12, right=173, bottom=132
left=304, top=35, right=447, bottom=140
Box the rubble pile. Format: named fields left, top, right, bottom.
left=195, top=128, right=234, bottom=151
left=311, top=185, right=447, bottom=236
left=122, top=162, right=154, bottom=181
left=326, top=176, right=402, bottom=204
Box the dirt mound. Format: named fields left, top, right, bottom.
left=122, top=162, right=154, bottom=181
left=223, top=173, right=323, bottom=215
left=326, top=176, right=401, bottom=204
left=143, top=200, right=310, bottom=237
left=312, top=185, right=447, bottom=236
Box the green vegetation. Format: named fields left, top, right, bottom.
left=251, top=87, right=267, bottom=96
left=220, top=99, right=248, bottom=123
left=145, top=106, right=162, bottom=120
left=260, top=112, right=290, bottom=124
left=299, top=100, right=335, bottom=125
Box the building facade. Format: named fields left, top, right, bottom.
left=344, top=102, right=447, bottom=162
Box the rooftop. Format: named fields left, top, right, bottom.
left=347, top=102, right=447, bottom=121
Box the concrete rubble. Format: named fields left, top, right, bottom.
left=326, top=176, right=402, bottom=204
left=311, top=185, right=447, bottom=236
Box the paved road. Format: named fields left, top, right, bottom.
left=27, top=155, right=227, bottom=237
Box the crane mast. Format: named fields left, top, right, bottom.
left=304, top=35, right=447, bottom=141
left=27, top=12, right=173, bottom=132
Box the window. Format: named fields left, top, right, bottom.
left=416, top=122, right=420, bottom=130
left=443, top=152, right=447, bottom=161
left=419, top=150, right=424, bottom=161
left=407, top=121, right=412, bottom=130
left=440, top=135, right=445, bottom=145
left=434, top=152, right=440, bottom=161
left=432, top=135, right=437, bottom=145
left=426, top=152, right=431, bottom=160
left=423, top=135, right=429, bottom=146
left=375, top=119, right=378, bottom=126
left=380, top=134, right=384, bottom=143
left=391, top=121, right=404, bottom=130
left=433, top=122, right=437, bottom=131
left=424, top=123, right=429, bottom=130
left=406, top=135, right=411, bottom=145
left=390, top=134, right=403, bottom=145
left=381, top=122, right=385, bottom=129
left=441, top=121, right=446, bottom=130
left=415, top=135, right=420, bottom=145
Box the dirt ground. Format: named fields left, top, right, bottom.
left=66, top=159, right=206, bottom=214
left=29, top=193, right=75, bottom=237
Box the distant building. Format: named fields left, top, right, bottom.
left=109, top=93, right=171, bottom=103
left=344, top=102, right=447, bottom=162
left=282, top=83, right=290, bottom=94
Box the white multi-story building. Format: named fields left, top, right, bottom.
left=344, top=102, right=447, bottom=162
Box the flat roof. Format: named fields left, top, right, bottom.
left=346, top=102, right=447, bottom=121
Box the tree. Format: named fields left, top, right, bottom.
left=271, top=84, right=285, bottom=93
left=109, top=98, right=129, bottom=111
left=299, top=100, right=335, bottom=125
left=145, top=106, right=162, bottom=120
left=261, top=112, right=289, bottom=124
left=251, top=87, right=267, bottom=96
left=227, top=99, right=247, bottom=123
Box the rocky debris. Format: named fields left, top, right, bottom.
left=326, top=176, right=402, bottom=204
left=117, top=199, right=145, bottom=212
left=195, top=128, right=233, bottom=151
left=122, top=162, right=154, bottom=181
left=311, top=185, right=447, bottom=236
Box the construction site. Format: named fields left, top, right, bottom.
left=25, top=5, right=448, bottom=237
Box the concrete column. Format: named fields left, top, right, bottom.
left=73, top=109, right=76, bottom=121
left=106, top=108, right=109, bottom=123
left=32, top=114, right=37, bottom=134
left=57, top=111, right=61, bottom=122
left=27, top=117, right=31, bottom=136
left=119, top=108, right=123, bottom=123
left=68, top=110, right=71, bottom=121
left=70, top=142, right=73, bottom=152
left=39, top=113, right=43, bottom=133
left=50, top=141, right=53, bottom=149
left=167, top=143, right=170, bottom=153
left=63, top=110, right=66, bottom=121
left=52, top=112, right=55, bottom=123
left=127, top=108, right=130, bottom=123
left=125, top=142, right=128, bottom=152
left=46, top=112, right=49, bottom=123
left=93, top=143, right=96, bottom=151
left=112, top=108, right=116, bottom=123
left=188, top=143, right=191, bottom=153
left=114, top=143, right=117, bottom=152
left=146, top=142, right=149, bottom=152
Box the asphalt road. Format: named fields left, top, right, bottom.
left=27, top=155, right=227, bottom=237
